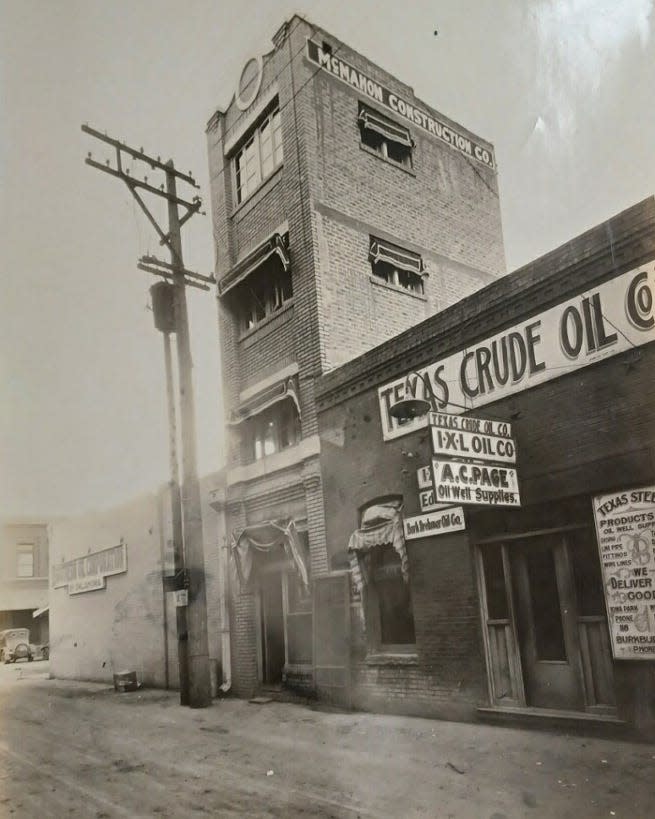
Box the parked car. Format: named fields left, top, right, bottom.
left=0, top=628, right=34, bottom=663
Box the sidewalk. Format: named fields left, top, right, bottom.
left=1, top=675, right=653, bottom=818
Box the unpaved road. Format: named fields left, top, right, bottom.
left=0, top=666, right=653, bottom=818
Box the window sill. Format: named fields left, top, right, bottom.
left=230, top=164, right=284, bottom=218
left=369, top=275, right=427, bottom=302
left=359, top=143, right=416, bottom=177
left=238, top=299, right=294, bottom=344
left=365, top=652, right=418, bottom=667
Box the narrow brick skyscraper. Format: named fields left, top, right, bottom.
left=206, top=15, right=505, bottom=698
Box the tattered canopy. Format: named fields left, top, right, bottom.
left=347, top=502, right=408, bottom=594
left=230, top=519, right=309, bottom=592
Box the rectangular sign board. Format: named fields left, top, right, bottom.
left=53, top=542, right=127, bottom=595
left=379, top=261, right=655, bottom=441
left=432, top=458, right=520, bottom=507
left=403, top=508, right=466, bottom=540
left=431, top=426, right=516, bottom=464
left=417, top=466, right=452, bottom=512
left=592, top=486, right=655, bottom=660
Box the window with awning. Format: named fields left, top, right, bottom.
left=347, top=499, right=416, bottom=649
left=358, top=104, right=414, bottom=168
left=229, top=376, right=301, bottom=463
left=369, top=237, right=427, bottom=295
left=218, top=232, right=290, bottom=297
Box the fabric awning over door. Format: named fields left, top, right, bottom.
left=230, top=519, right=309, bottom=592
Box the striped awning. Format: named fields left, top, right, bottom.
left=369, top=238, right=426, bottom=275
left=347, top=502, right=409, bottom=593
left=358, top=108, right=413, bottom=148
left=231, top=519, right=309, bottom=592
left=228, top=376, right=300, bottom=425
left=218, top=232, right=290, bottom=296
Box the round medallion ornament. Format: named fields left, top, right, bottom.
left=235, top=55, right=264, bottom=111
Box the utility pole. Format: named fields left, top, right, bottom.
left=82, top=124, right=214, bottom=707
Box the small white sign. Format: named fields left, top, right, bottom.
left=403, top=508, right=466, bottom=540
left=173, top=589, right=188, bottom=607
left=69, top=576, right=105, bottom=595
left=431, top=426, right=516, bottom=464
left=432, top=458, right=520, bottom=506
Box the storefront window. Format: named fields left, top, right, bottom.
left=482, top=544, right=508, bottom=620
left=370, top=545, right=415, bottom=646
left=525, top=543, right=566, bottom=661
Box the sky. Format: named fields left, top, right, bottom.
left=1, top=0, right=653, bottom=518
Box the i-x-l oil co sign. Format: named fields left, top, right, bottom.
left=429, top=412, right=520, bottom=507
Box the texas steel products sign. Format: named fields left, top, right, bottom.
left=52, top=542, right=127, bottom=595
left=592, top=486, right=655, bottom=660
left=305, top=39, right=496, bottom=170
left=378, top=260, right=655, bottom=442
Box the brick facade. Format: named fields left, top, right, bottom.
left=206, top=15, right=505, bottom=698
left=316, top=197, right=655, bottom=731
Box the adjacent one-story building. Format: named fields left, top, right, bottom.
left=314, top=197, right=655, bottom=735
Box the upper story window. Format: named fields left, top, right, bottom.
left=358, top=103, right=413, bottom=168
left=233, top=102, right=283, bottom=205
left=240, top=259, right=292, bottom=332
left=248, top=398, right=301, bottom=462
left=369, top=237, right=426, bottom=295
left=17, top=545, right=35, bottom=578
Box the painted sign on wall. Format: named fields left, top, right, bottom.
left=378, top=260, right=655, bottom=441
left=306, top=39, right=496, bottom=169
left=592, top=486, right=655, bottom=659
left=53, top=542, right=127, bottom=595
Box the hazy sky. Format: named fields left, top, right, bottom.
left=1, top=0, right=653, bottom=518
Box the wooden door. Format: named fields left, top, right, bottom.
left=260, top=571, right=285, bottom=685
left=511, top=535, right=585, bottom=710
left=313, top=573, right=351, bottom=707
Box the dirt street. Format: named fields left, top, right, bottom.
left=0, top=665, right=653, bottom=818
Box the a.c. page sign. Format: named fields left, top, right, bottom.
left=592, top=486, right=655, bottom=660
left=378, top=260, right=655, bottom=441
left=305, top=39, right=495, bottom=170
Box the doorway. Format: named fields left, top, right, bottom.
left=260, top=570, right=285, bottom=685
left=477, top=526, right=615, bottom=713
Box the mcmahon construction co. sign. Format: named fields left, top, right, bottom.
left=306, top=39, right=496, bottom=170
left=379, top=260, right=655, bottom=441
left=52, top=542, right=127, bottom=595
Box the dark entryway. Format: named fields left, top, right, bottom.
left=477, top=525, right=616, bottom=713
left=260, top=570, right=285, bottom=685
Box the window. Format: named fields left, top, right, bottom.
left=246, top=399, right=301, bottom=462
left=233, top=103, right=283, bottom=204
left=349, top=498, right=416, bottom=652
left=370, top=544, right=416, bottom=646
left=358, top=104, right=413, bottom=168
left=369, top=237, right=426, bottom=295
left=238, top=257, right=293, bottom=332
left=17, top=545, right=34, bottom=578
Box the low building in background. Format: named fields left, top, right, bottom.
left=48, top=473, right=226, bottom=691
left=315, top=196, right=655, bottom=736
left=1, top=521, right=50, bottom=647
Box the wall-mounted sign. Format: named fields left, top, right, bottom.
left=592, top=486, right=655, bottom=660
left=306, top=39, right=495, bottom=170
left=431, top=423, right=516, bottom=464
left=53, top=542, right=127, bottom=595
left=379, top=261, right=655, bottom=441
left=403, top=508, right=465, bottom=540
left=417, top=465, right=450, bottom=512
left=432, top=458, right=520, bottom=507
